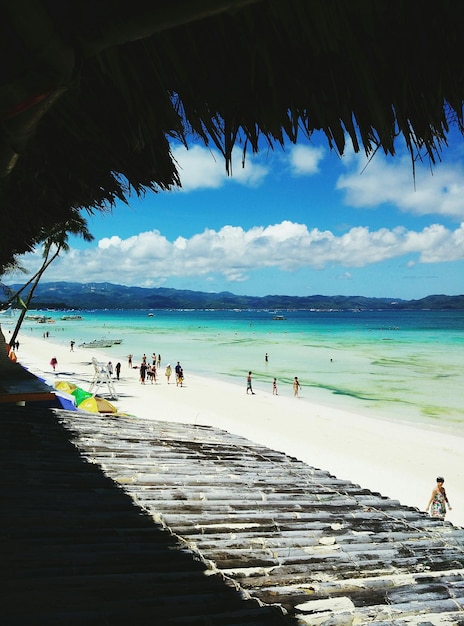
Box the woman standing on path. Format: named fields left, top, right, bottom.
left=427, top=477, right=452, bottom=520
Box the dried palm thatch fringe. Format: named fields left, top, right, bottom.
left=1, top=0, right=464, bottom=269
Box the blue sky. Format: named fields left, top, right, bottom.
left=10, top=128, right=464, bottom=299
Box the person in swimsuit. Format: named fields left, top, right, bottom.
left=427, top=476, right=452, bottom=520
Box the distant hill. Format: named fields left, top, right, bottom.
left=4, top=282, right=464, bottom=311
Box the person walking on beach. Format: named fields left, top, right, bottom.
left=175, top=361, right=182, bottom=385
left=272, top=377, right=278, bottom=395
left=127, top=354, right=133, bottom=368
left=50, top=356, right=58, bottom=372
left=246, top=371, right=255, bottom=394
left=115, top=362, right=121, bottom=380
left=157, top=354, right=161, bottom=368
left=70, top=340, right=75, bottom=351
left=426, top=476, right=452, bottom=520
left=293, top=376, right=301, bottom=397
left=107, top=361, right=113, bottom=377
left=177, top=367, right=184, bottom=387
left=165, top=364, right=172, bottom=384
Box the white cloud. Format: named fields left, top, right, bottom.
left=171, top=144, right=269, bottom=190
left=337, top=153, right=464, bottom=219
left=289, top=144, right=325, bottom=175
left=11, top=221, right=464, bottom=286
left=168, top=142, right=323, bottom=192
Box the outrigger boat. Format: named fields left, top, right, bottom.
left=79, top=338, right=123, bottom=348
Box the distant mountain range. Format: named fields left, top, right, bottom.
left=4, top=281, right=464, bottom=311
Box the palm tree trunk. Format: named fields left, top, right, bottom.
left=9, top=247, right=61, bottom=346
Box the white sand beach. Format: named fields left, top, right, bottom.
left=12, top=331, right=464, bottom=528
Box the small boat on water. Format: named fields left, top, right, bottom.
left=61, top=315, right=84, bottom=321
left=25, top=314, right=54, bottom=323
left=79, top=338, right=123, bottom=348
left=272, top=315, right=286, bottom=320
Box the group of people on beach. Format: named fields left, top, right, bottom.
left=127, top=352, right=159, bottom=384
left=246, top=370, right=301, bottom=397
left=125, top=352, right=185, bottom=387
left=106, top=361, right=121, bottom=380
left=258, top=352, right=303, bottom=397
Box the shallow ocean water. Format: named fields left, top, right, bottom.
left=15, top=308, right=464, bottom=435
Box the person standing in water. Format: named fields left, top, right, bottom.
left=293, top=376, right=301, bottom=397
left=427, top=476, right=452, bottom=520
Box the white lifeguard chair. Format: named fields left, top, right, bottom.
left=89, top=357, right=118, bottom=400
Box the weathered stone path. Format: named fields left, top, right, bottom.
left=62, top=410, right=464, bottom=624
left=2, top=404, right=464, bottom=625
left=1, top=405, right=292, bottom=625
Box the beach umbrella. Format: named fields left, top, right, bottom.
left=78, top=396, right=118, bottom=414
left=54, top=380, right=77, bottom=393
left=54, top=393, right=78, bottom=411
left=71, top=387, right=93, bottom=405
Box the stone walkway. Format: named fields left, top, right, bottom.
left=64, top=410, right=464, bottom=624
left=1, top=405, right=293, bottom=625
left=2, top=403, right=464, bottom=624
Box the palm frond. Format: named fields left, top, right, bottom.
left=1, top=0, right=463, bottom=270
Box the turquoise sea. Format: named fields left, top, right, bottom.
left=13, top=308, right=464, bottom=435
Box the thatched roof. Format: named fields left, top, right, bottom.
left=1, top=0, right=464, bottom=271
